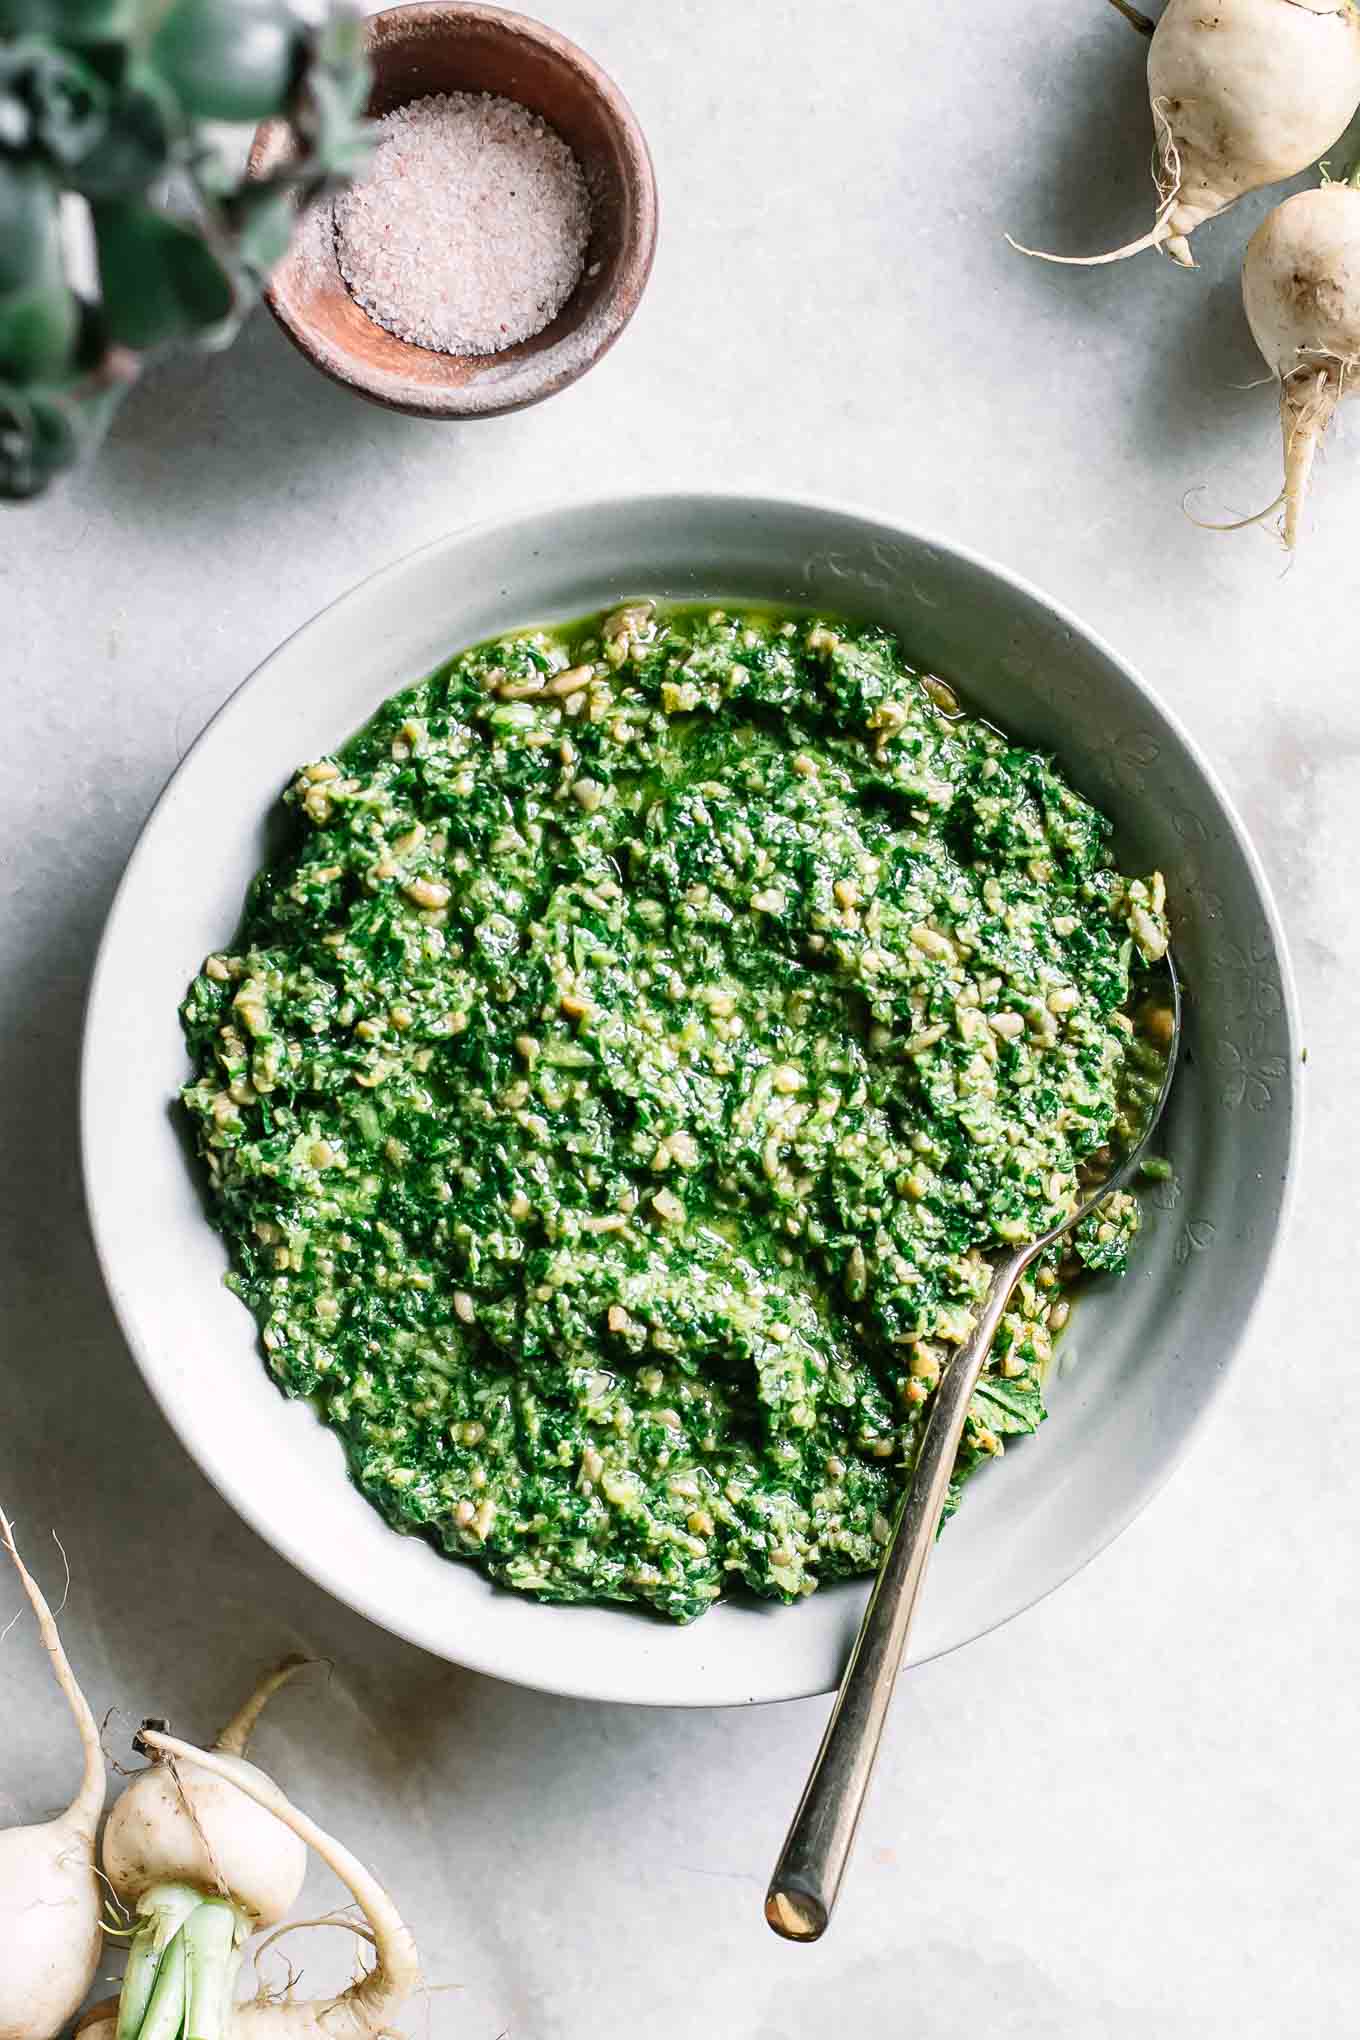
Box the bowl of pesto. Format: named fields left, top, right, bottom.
left=83, top=495, right=1298, bottom=1704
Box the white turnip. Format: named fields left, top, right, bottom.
left=1012, top=0, right=1360, bottom=269
left=90, top=1673, right=418, bottom=2040
left=0, top=1504, right=105, bottom=2040
left=145, top=1732, right=420, bottom=2040
left=102, top=1662, right=310, bottom=1932
left=1241, top=179, right=1360, bottom=546
left=101, top=1660, right=310, bottom=2040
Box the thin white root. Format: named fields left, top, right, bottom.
left=1282, top=369, right=1339, bottom=550
left=141, top=1730, right=420, bottom=2035
left=1183, top=368, right=1341, bottom=548
left=1005, top=215, right=1173, bottom=267
left=253, top=1911, right=378, bottom=1968
left=0, top=1502, right=104, bottom=1836
left=1009, top=99, right=1192, bottom=268
left=1182, top=484, right=1289, bottom=532
left=215, top=1655, right=312, bottom=1758
left=250, top=1911, right=380, bottom=2004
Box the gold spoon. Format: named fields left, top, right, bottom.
left=765, top=955, right=1182, bottom=1942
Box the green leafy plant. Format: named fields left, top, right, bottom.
left=0, top=0, right=372, bottom=499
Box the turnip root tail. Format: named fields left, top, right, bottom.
left=1182, top=487, right=1287, bottom=535
left=1008, top=102, right=1201, bottom=269
left=141, top=1730, right=420, bottom=2039
left=1281, top=368, right=1342, bottom=550
left=1005, top=214, right=1176, bottom=269
left=1242, top=183, right=1360, bottom=551
left=0, top=1503, right=105, bottom=2040
left=0, top=1502, right=103, bottom=1837
left=1188, top=370, right=1345, bottom=549
left=1015, top=1, right=1360, bottom=272
left=214, top=1656, right=311, bottom=1759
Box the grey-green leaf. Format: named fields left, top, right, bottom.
left=0, top=379, right=76, bottom=498
left=0, top=157, right=64, bottom=297
left=93, top=198, right=236, bottom=347
left=224, top=181, right=297, bottom=281
left=0, top=1, right=144, bottom=36
left=0, top=38, right=110, bottom=166
left=0, top=278, right=79, bottom=379
left=69, top=73, right=176, bottom=199
left=150, top=0, right=299, bottom=124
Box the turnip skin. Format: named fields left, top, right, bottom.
left=0, top=1507, right=105, bottom=2040
left=1242, top=181, right=1360, bottom=545
left=1013, top=0, right=1360, bottom=268
left=1152, top=0, right=1360, bottom=264
left=0, top=1825, right=105, bottom=2040
left=103, top=1658, right=309, bottom=1933
left=102, top=1746, right=308, bottom=1932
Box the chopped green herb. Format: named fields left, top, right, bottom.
left=180, top=604, right=1170, bottom=1623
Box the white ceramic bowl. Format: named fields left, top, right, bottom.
left=82, top=494, right=1299, bottom=1706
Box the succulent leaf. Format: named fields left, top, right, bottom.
left=0, top=155, right=63, bottom=295
left=0, top=2, right=147, bottom=37
left=0, top=0, right=372, bottom=495
left=298, top=62, right=371, bottom=184
left=0, top=342, right=133, bottom=495
left=0, top=273, right=77, bottom=375
left=93, top=195, right=235, bottom=346
left=67, top=68, right=177, bottom=198
left=0, top=37, right=109, bottom=160
left=0, top=377, right=75, bottom=495
left=150, top=0, right=298, bottom=124
left=222, top=176, right=295, bottom=281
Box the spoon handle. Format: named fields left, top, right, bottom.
left=764, top=1252, right=1026, bottom=1942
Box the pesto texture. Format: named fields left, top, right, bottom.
left=181, top=605, right=1170, bottom=1623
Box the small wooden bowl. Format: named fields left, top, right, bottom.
left=249, top=2, right=657, bottom=418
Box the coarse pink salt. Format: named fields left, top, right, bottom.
left=333, top=91, right=592, bottom=356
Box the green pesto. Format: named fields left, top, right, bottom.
left=180, top=604, right=1170, bottom=1624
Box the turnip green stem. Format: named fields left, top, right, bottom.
left=116, top=1884, right=202, bottom=2040
left=134, top=1927, right=187, bottom=2040
left=183, top=1898, right=243, bottom=2040
left=141, top=1728, right=422, bottom=2028
left=118, top=1884, right=247, bottom=2040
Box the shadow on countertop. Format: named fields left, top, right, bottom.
left=92, top=307, right=465, bottom=534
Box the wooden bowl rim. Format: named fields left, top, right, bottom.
left=249, top=0, right=658, bottom=419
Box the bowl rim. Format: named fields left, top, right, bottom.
left=80, top=489, right=1303, bottom=1705
left=250, top=0, right=659, bottom=420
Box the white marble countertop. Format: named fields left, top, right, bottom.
left=2, top=3, right=1356, bottom=2033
